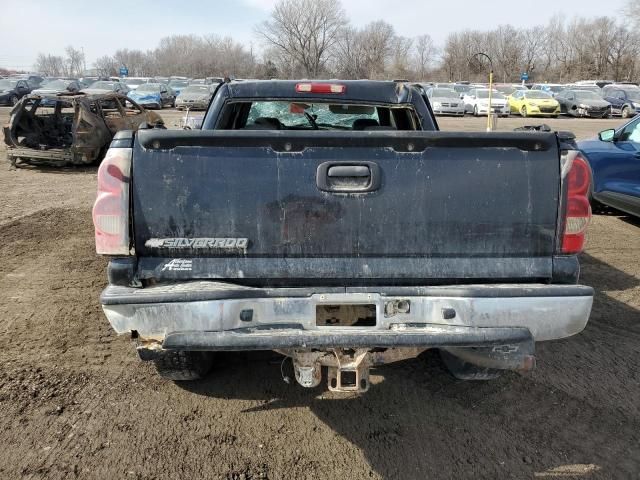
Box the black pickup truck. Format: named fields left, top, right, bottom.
left=93, top=80, right=593, bottom=392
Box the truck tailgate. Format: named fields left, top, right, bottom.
left=131, top=130, right=560, bottom=282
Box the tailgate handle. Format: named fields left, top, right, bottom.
left=328, top=165, right=370, bottom=177
left=317, top=161, right=381, bottom=193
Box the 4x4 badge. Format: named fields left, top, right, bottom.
left=161, top=259, right=193, bottom=272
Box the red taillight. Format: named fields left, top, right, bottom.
left=92, top=148, right=132, bottom=255
left=562, top=155, right=591, bottom=254
left=567, top=154, right=590, bottom=196
left=295, top=83, right=346, bottom=94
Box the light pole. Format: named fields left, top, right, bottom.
left=470, top=52, right=495, bottom=131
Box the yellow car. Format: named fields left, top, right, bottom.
left=508, top=90, right=561, bottom=117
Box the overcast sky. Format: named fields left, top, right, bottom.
left=0, top=0, right=628, bottom=70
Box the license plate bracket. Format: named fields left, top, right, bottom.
left=316, top=304, right=376, bottom=327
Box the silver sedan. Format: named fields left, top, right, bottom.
left=426, top=87, right=466, bottom=116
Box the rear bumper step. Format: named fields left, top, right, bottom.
left=162, top=325, right=533, bottom=351
left=101, top=282, right=593, bottom=346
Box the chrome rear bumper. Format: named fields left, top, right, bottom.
left=101, top=282, right=593, bottom=347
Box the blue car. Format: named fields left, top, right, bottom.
left=601, top=84, right=640, bottom=118
left=127, top=83, right=175, bottom=109
left=578, top=116, right=640, bottom=217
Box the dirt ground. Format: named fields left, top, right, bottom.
left=0, top=107, right=638, bottom=480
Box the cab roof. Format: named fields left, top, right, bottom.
left=222, top=80, right=415, bottom=104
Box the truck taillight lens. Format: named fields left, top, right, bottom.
left=295, top=83, right=346, bottom=94
left=562, top=155, right=591, bottom=254
left=92, top=148, right=131, bottom=255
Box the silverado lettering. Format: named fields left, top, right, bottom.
left=146, top=238, right=249, bottom=249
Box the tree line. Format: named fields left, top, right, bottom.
left=34, top=0, right=640, bottom=83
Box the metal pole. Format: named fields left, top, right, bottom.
left=470, top=52, right=495, bottom=131
left=487, top=69, right=494, bottom=132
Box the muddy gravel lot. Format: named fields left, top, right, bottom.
left=0, top=107, right=638, bottom=479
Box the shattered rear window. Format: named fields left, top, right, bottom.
left=246, top=101, right=380, bottom=129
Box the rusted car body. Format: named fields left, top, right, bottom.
left=3, top=92, right=163, bottom=166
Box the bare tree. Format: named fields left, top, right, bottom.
left=94, top=55, right=118, bottom=77
left=360, top=21, right=395, bottom=79
left=490, top=25, right=523, bottom=82
left=65, top=46, right=85, bottom=77
left=521, top=26, right=545, bottom=79
left=256, top=0, right=346, bottom=77
left=610, top=27, right=640, bottom=80
left=35, top=53, right=65, bottom=77
left=30, top=5, right=640, bottom=84
left=441, top=30, right=487, bottom=81
left=332, top=26, right=366, bottom=79
left=390, top=36, right=413, bottom=79
left=332, top=21, right=396, bottom=79
left=622, top=0, right=640, bottom=26
left=414, top=34, right=436, bottom=80
left=113, top=49, right=154, bottom=76
left=156, top=35, right=203, bottom=77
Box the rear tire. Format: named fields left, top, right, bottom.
left=154, top=350, right=213, bottom=381
left=10, top=95, right=19, bottom=106
left=440, top=350, right=503, bottom=381
left=473, top=105, right=478, bottom=117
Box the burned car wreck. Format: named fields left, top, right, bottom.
left=3, top=92, right=163, bottom=166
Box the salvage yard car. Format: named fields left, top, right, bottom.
left=168, top=79, right=189, bottom=96
left=4, top=92, right=163, bottom=166
left=494, top=83, right=528, bottom=97
left=578, top=115, right=640, bottom=217
left=93, top=80, right=594, bottom=393
left=531, top=83, right=565, bottom=97
left=508, top=90, right=560, bottom=117
left=128, top=82, right=176, bottom=109
left=123, top=77, right=152, bottom=90
left=175, top=84, right=215, bottom=110
left=81, top=80, right=130, bottom=95
left=32, top=79, right=83, bottom=106
left=556, top=89, right=611, bottom=118
left=32, top=78, right=82, bottom=95
left=0, top=78, right=32, bottom=106
left=601, top=84, right=640, bottom=118
left=463, top=88, right=509, bottom=116
left=423, top=87, right=465, bottom=116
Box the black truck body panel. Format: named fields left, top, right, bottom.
left=130, top=129, right=560, bottom=283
